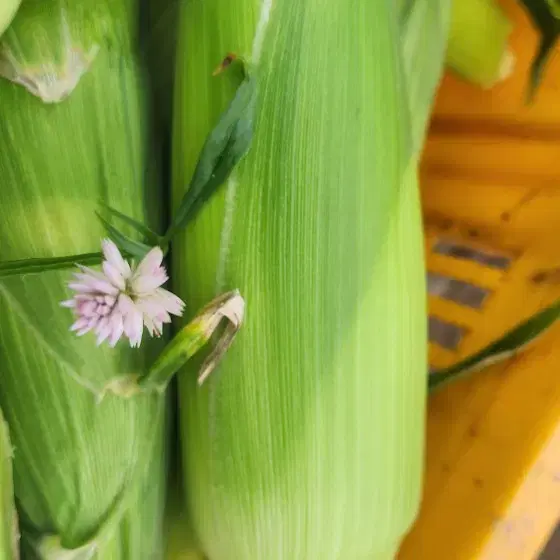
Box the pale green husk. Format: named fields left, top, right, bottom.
left=0, top=0, right=166, bottom=554
left=401, top=0, right=452, bottom=153
left=0, top=0, right=20, bottom=38
left=0, top=408, right=18, bottom=560
left=446, top=0, right=513, bottom=87
left=171, top=1, right=447, bottom=558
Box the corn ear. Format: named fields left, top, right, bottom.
left=0, top=0, right=166, bottom=553
left=172, top=1, right=428, bottom=558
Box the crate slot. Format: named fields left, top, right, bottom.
left=428, top=316, right=466, bottom=351
left=428, top=254, right=503, bottom=290
left=433, top=239, right=512, bottom=270
left=427, top=272, right=490, bottom=309
left=531, top=267, right=560, bottom=284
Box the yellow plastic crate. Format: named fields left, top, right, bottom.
left=399, top=1, right=560, bottom=559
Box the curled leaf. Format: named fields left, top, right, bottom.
left=138, top=290, right=245, bottom=392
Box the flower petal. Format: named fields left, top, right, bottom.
left=134, top=246, right=164, bottom=278
left=95, top=317, right=112, bottom=345
left=76, top=265, right=110, bottom=282
left=70, top=317, right=89, bottom=332
left=77, top=300, right=97, bottom=317
left=102, top=261, right=126, bottom=291
left=119, top=294, right=144, bottom=348
left=90, top=279, right=120, bottom=296
left=69, top=278, right=119, bottom=296
left=102, top=239, right=131, bottom=278
left=142, top=314, right=158, bottom=337
left=130, top=271, right=168, bottom=295
left=108, top=312, right=125, bottom=347
left=136, top=298, right=171, bottom=325
left=153, top=288, right=185, bottom=316
left=125, top=313, right=143, bottom=348
left=68, top=282, right=96, bottom=293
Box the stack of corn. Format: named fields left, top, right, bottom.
left=0, top=0, right=517, bottom=558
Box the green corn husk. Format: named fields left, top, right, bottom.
left=402, top=0, right=452, bottom=153
left=171, top=1, right=450, bottom=558
left=446, top=0, right=514, bottom=87
left=0, top=408, right=18, bottom=560
left=0, top=1, right=166, bottom=555
left=90, top=433, right=166, bottom=560
left=0, top=0, right=20, bottom=37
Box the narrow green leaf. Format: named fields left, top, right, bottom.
left=96, top=213, right=151, bottom=259
left=98, top=202, right=162, bottom=246
left=0, top=252, right=102, bottom=278
left=164, top=71, right=256, bottom=243
left=518, top=0, right=560, bottom=97
left=429, top=299, right=560, bottom=390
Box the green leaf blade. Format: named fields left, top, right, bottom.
left=518, top=0, right=560, bottom=96
left=0, top=253, right=102, bottom=278
left=429, top=299, right=560, bottom=390
left=165, top=74, right=256, bottom=242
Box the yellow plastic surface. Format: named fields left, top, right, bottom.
left=399, top=1, right=560, bottom=559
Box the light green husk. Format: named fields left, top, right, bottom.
left=171, top=1, right=449, bottom=558
left=0, top=408, right=18, bottom=560
left=0, top=0, right=20, bottom=38
left=0, top=0, right=166, bottom=555
left=446, top=0, right=514, bottom=87
left=401, top=0, right=452, bottom=153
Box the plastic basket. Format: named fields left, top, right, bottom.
left=399, top=1, right=560, bottom=559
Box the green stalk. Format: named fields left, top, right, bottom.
left=0, top=0, right=166, bottom=554
left=172, top=1, right=430, bottom=558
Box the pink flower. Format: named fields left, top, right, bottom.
left=62, top=239, right=185, bottom=348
